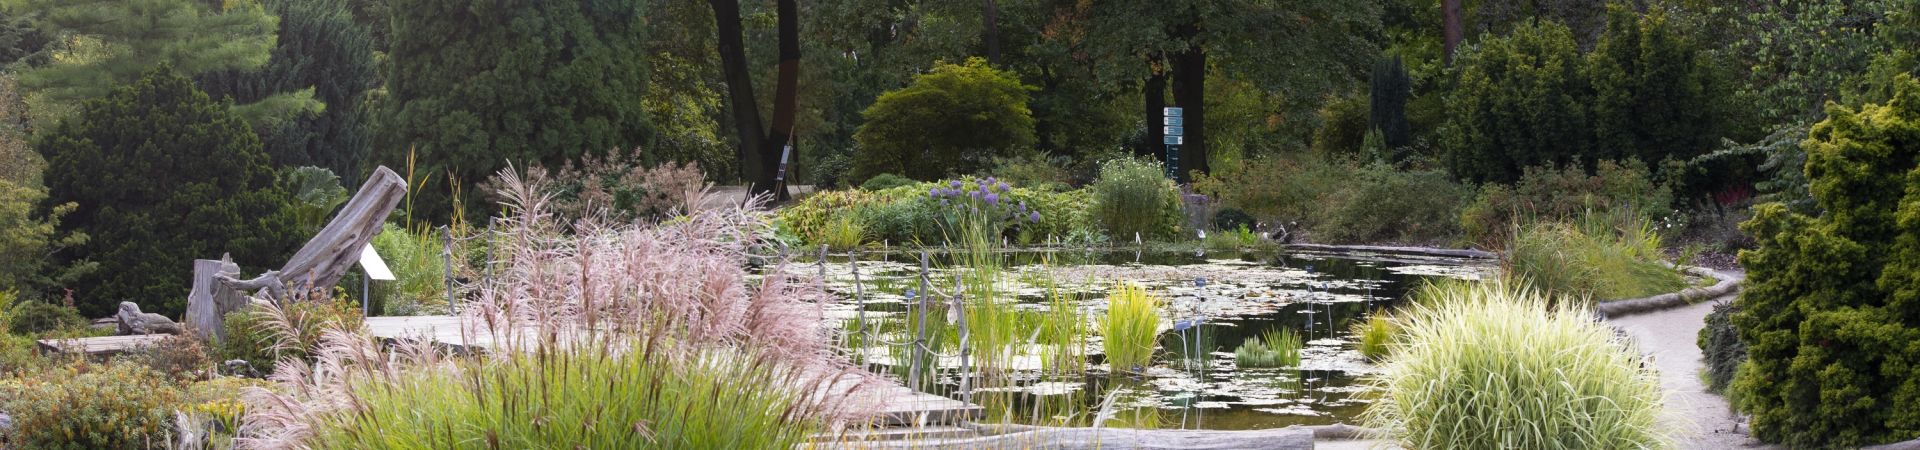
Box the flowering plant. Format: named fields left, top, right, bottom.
left=926, top=176, right=1040, bottom=246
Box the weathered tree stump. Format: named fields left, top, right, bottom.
left=184, top=166, right=407, bottom=342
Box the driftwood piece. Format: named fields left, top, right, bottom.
left=186, top=166, right=407, bottom=341
left=116, top=301, right=181, bottom=335
left=184, top=257, right=246, bottom=342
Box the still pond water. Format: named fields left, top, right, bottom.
left=788, top=248, right=1495, bottom=430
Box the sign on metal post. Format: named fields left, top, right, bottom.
left=1163, top=107, right=1184, bottom=179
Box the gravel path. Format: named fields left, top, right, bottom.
left=1608, top=270, right=1779, bottom=450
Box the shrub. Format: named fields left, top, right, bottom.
left=284, top=166, right=349, bottom=234
left=1460, top=160, right=1672, bottom=247
left=1313, top=164, right=1469, bottom=244
left=989, top=153, right=1073, bottom=190
left=1192, top=156, right=1340, bottom=226
left=817, top=214, right=868, bottom=250
left=1100, top=283, right=1161, bottom=372
left=1311, top=93, right=1370, bottom=158
left=0, top=179, right=91, bottom=293
left=779, top=179, right=1094, bottom=247
left=1202, top=225, right=1262, bottom=252
left=858, top=173, right=915, bottom=191
left=6, top=300, right=83, bottom=335
left=40, top=65, right=301, bottom=318
left=1087, top=158, right=1181, bottom=241
left=1696, top=300, right=1744, bottom=393
left=852, top=57, right=1036, bottom=181
left=123, top=334, right=212, bottom=381
left=1233, top=328, right=1302, bottom=368
left=0, top=360, right=187, bottom=449
left=1503, top=213, right=1686, bottom=301
left=368, top=223, right=447, bottom=316
left=487, top=156, right=706, bottom=224
left=1730, top=75, right=1920, bottom=447
left=1363, top=281, right=1671, bottom=449
left=1209, top=208, right=1255, bottom=232
left=853, top=196, right=932, bottom=245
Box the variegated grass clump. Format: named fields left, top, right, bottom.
left=1361, top=281, right=1673, bottom=449
left=236, top=167, right=876, bottom=449
left=1099, top=283, right=1161, bottom=373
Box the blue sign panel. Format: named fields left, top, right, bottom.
left=1163, top=107, right=1183, bottom=117
left=1163, top=136, right=1183, bottom=145
left=1164, top=126, right=1184, bottom=136
left=1163, top=116, right=1184, bottom=126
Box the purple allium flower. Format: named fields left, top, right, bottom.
left=997, top=182, right=1010, bottom=193
left=984, top=193, right=999, bottom=206
left=970, top=190, right=982, bottom=201
left=1029, top=211, right=1041, bottom=223
left=940, top=199, right=949, bottom=206
left=987, top=177, right=998, bottom=185
left=1017, top=202, right=1027, bottom=213
left=929, top=187, right=939, bottom=198
left=950, top=180, right=963, bottom=189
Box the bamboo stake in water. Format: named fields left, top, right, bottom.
left=849, top=249, right=865, bottom=365
left=912, top=251, right=931, bottom=390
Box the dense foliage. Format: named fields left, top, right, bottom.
left=1086, top=158, right=1182, bottom=241
left=40, top=66, right=300, bottom=317
left=0, top=360, right=186, bottom=449
left=1731, top=75, right=1920, bottom=448
left=1459, top=160, right=1671, bottom=247
left=378, top=0, right=652, bottom=220
left=852, top=58, right=1035, bottom=182
left=1193, top=156, right=1470, bottom=244
left=198, top=0, right=379, bottom=179
left=1442, top=11, right=1729, bottom=184
left=1503, top=213, right=1686, bottom=301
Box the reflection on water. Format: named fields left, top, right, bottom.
left=787, top=247, right=1494, bottom=429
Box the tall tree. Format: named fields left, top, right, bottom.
left=710, top=0, right=801, bottom=199
left=1443, top=0, right=1463, bottom=64
left=39, top=65, right=300, bottom=317
left=982, top=0, right=1001, bottom=65
left=377, top=0, right=651, bottom=221
left=1083, top=0, right=1379, bottom=181
left=6, top=0, right=316, bottom=126
left=199, top=0, right=378, bottom=179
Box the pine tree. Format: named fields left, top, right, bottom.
left=39, top=65, right=300, bottom=317
left=1369, top=55, right=1412, bottom=157
left=9, top=0, right=319, bottom=126
left=198, top=0, right=378, bottom=179
left=377, top=0, right=652, bottom=221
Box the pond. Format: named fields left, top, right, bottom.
left=783, top=248, right=1495, bottom=430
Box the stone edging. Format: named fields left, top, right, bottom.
left=1282, top=243, right=1499, bottom=260
left=1595, top=266, right=1741, bottom=319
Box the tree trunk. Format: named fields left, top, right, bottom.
left=1142, top=69, right=1167, bottom=161
left=1171, top=46, right=1207, bottom=182
left=982, top=0, right=1001, bottom=66
left=760, top=0, right=800, bottom=201
left=710, top=0, right=768, bottom=189
left=1443, top=0, right=1464, bottom=65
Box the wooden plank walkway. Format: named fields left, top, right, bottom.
left=366, top=315, right=985, bottom=430
left=37, top=334, right=172, bottom=356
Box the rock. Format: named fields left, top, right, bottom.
left=0, top=410, right=12, bottom=435
left=116, top=301, right=183, bottom=335
left=222, top=359, right=258, bottom=378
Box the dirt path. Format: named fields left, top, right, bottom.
left=1608, top=270, right=1779, bottom=450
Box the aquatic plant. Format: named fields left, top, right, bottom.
left=1099, top=283, right=1162, bottom=372
left=1351, top=313, right=1394, bottom=361
left=1362, top=281, right=1671, bottom=449
left=817, top=214, right=868, bottom=250
left=1233, top=328, right=1302, bottom=368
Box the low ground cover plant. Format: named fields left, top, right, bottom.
left=0, top=360, right=186, bottom=449
left=1363, top=281, right=1671, bottom=449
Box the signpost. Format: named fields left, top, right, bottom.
left=357, top=243, right=395, bottom=316
left=1163, top=107, right=1184, bottom=179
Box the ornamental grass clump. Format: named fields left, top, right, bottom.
left=1362, top=281, right=1672, bottom=450
left=1099, top=283, right=1161, bottom=372
left=1351, top=313, right=1394, bottom=361
left=236, top=168, right=877, bottom=449
left=1233, top=328, right=1302, bottom=368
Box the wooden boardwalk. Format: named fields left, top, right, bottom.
left=37, top=334, right=172, bottom=356
left=366, top=315, right=984, bottom=429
